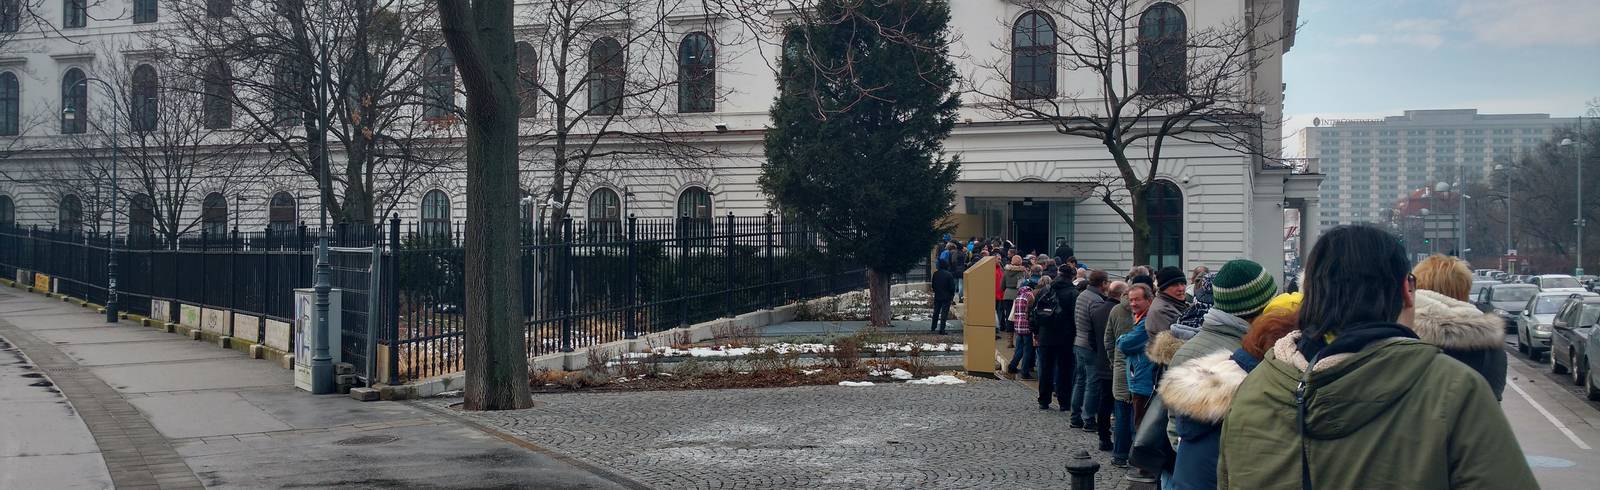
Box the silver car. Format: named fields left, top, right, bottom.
left=1532, top=274, right=1588, bottom=293
left=1517, top=291, right=1598, bottom=359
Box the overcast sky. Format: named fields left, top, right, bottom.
left=1281, top=0, right=1600, bottom=156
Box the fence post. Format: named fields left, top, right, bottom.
left=724, top=213, right=734, bottom=318
left=765, top=212, right=775, bottom=309
left=387, top=214, right=401, bottom=385
left=559, top=216, right=574, bottom=353
left=230, top=227, right=239, bottom=311
left=625, top=214, right=637, bottom=339
left=262, top=226, right=272, bottom=343
left=337, top=220, right=349, bottom=247
left=200, top=230, right=209, bottom=307
left=677, top=216, right=687, bottom=327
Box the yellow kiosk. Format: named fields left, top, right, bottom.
left=961, top=256, right=998, bottom=377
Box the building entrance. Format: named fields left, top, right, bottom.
left=1010, top=200, right=1050, bottom=255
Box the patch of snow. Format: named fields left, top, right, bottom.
left=801, top=369, right=822, bottom=375
left=869, top=367, right=915, bottom=380
left=432, top=390, right=464, bottom=398
left=906, top=375, right=966, bottom=385
left=838, top=381, right=876, bottom=387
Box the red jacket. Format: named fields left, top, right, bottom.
left=994, top=263, right=1004, bottom=300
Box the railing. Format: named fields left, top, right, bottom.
left=387, top=214, right=874, bottom=382
left=0, top=214, right=915, bottom=385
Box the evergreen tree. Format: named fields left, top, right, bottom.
left=761, top=0, right=961, bottom=327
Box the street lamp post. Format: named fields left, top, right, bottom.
left=62, top=77, right=120, bottom=323
left=307, top=0, right=336, bottom=394
left=1560, top=117, right=1587, bottom=276
left=1496, top=163, right=1511, bottom=257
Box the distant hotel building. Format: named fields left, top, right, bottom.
left=1306, top=109, right=1577, bottom=230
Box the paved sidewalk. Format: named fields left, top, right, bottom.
left=0, top=287, right=629, bottom=489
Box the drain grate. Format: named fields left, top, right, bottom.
left=335, top=434, right=400, bottom=446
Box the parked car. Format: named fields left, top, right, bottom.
left=1474, top=269, right=1501, bottom=280
left=1551, top=294, right=1600, bottom=386
left=1584, top=318, right=1600, bottom=400
left=1492, top=271, right=1510, bottom=282
left=1517, top=291, right=1596, bottom=359
left=1532, top=274, right=1588, bottom=293
left=1478, top=283, right=1539, bottom=332
left=1469, top=280, right=1499, bottom=301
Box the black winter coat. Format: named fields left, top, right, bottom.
left=1034, top=282, right=1080, bottom=347
left=931, top=269, right=957, bottom=303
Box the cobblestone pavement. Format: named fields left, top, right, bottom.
left=418, top=378, right=1133, bottom=489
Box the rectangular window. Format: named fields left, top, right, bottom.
left=64, top=0, right=86, bottom=28
left=134, top=0, right=157, bottom=23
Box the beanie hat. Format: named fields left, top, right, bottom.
left=1263, top=292, right=1303, bottom=317
left=1130, top=274, right=1155, bottom=287
left=1211, top=259, right=1277, bottom=317
left=1156, top=266, right=1186, bottom=291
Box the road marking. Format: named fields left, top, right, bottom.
left=1507, top=378, right=1592, bottom=450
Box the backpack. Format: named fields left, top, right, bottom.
left=1028, top=287, right=1059, bottom=326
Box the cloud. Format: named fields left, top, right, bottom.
left=1333, top=18, right=1447, bottom=50
left=1456, top=0, right=1600, bottom=46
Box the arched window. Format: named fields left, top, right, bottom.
left=422, top=46, right=455, bottom=119
left=63, top=0, right=85, bottom=28
left=205, top=0, right=231, bottom=18
left=202, top=192, right=227, bottom=237
left=61, top=68, right=87, bottom=134
left=587, top=188, right=621, bottom=239
left=1011, top=11, right=1056, bottom=100
left=676, top=186, right=712, bottom=237
left=420, top=190, right=450, bottom=238
left=677, top=32, right=714, bottom=113
left=1142, top=180, right=1183, bottom=268
left=0, top=71, right=17, bottom=136
left=268, top=191, right=296, bottom=234
left=1137, top=3, right=1186, bottom=95
left=203, top=60, right=233, bottom=129
left=0, top=195, right=14, bottom=228
left=516, top=41, right=538, bottom=118
left=129, top=194, right=154, bottom=239
left=587, top=37, right=624, bottom=115
left=273, top=62, right=303, bottom=126
left=131, top=64, right=158, bottom=132
left=1, top=0, right=20, bottom=33
left=58, top=194, right=82, bottom=234
left=133, top=0, right=157, bottom=23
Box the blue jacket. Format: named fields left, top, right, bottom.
left=1164, top=349, right=1259, bottom=490
left=1116, top=317, right=1154, bottom=396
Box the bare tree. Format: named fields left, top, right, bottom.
left=14, top=47, right=253, bottom=244
left=970, top=0, right=1293, bottom=265
left=515, top=0, right=742, bottom=220
left=436, top=0, right=530, bottom=410
left=146, top=0, right=461, bottom=224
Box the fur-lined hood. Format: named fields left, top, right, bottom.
left=1159, top=350, right=1248, bottom=423
left=1269, top=331, right=1358, bottom=373
left=1148, top=330, right=1185, bottom=365
left=1410, top=289, right=1505, bottom=350
left=1004, top=264, right=1028, bottom=272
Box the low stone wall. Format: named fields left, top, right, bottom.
left=375, top=283, right=930, bottom=401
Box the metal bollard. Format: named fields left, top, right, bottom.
left=1065, top=449, right=1101, bottom=490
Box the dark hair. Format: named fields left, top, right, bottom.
left=1088, top=270, right=1108, bottom=288
left=1296, top=224, right=1410, bottom=341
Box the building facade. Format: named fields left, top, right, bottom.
left=1307, top=109, right=1577, bottom=231
left=0, top=0, right=1314, bottom=278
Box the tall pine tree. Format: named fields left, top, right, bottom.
left=761, top=0, right=961, bottom=327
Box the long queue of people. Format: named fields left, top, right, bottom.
left=934, top=225, right=1537, bottom=489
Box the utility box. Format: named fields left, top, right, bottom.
left=293, top=288, right=342, bottom=392
left=962, top=255, right=998, bottom=377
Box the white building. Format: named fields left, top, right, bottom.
left=1306, top=109, right=1576, bottom=231
left=0, top=0, right=1315, bottom=278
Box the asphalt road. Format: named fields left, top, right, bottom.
left=1502, top=334, right=1600, bottom=489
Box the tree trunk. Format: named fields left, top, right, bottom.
left=438, top=0, right=531, bottom=411
left=1129, top=193, right=1150, bottom=267
left=866, top=268, right=891, bottom=327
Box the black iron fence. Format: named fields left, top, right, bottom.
left=0, top=215, right=925, bottom=385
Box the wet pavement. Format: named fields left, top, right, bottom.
left=0, top=286, right=628, bottom=489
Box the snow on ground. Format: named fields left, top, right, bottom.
left=869, top=367, right=915, bottom=380
left=623, top=342, right=965, bottom=359
left=906, top=375, right=966, bottom=385
left=838, top=381, right=876, bottom=387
